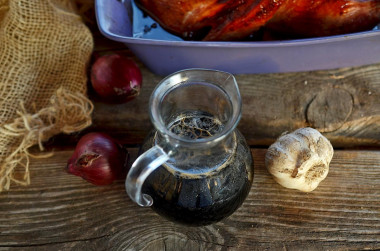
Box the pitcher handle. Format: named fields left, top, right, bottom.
left=125, top=145, right=169, bottom=207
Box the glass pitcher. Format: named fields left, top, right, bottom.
left=126, top=69, right=254, bottom=226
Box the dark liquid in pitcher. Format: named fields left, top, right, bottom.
left=141, top=112, right=253, bottom=226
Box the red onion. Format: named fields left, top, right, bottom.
left=66, top=132, right=128, bottom=185
left=90, top=53, right=143, bottom=103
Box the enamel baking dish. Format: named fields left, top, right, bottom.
left=95, top=0, right=380, bottom=75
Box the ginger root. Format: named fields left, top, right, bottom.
left=265, top=127, right=334, bottom=192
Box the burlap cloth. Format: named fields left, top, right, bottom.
left=0, top=0, right=94, bottom=191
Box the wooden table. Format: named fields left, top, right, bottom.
left=1, top=35, right=380, bottom=250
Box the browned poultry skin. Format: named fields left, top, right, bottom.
left=135, top=0, right=380, bottom=41
left=134, top=0, right=238, bottom=40
left=205, top=0, right=285, bottom=41
left=267, top=0, right=380, bottom=38
left=135, top=0, right=283, bottom=40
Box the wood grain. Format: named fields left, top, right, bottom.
left=1, top=3, right=380, bottom=250
left=0, top=148, right=378, bottom=250
left=87, top=54, right=380, bottom=148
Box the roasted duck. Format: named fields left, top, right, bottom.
left=267, top=0, right=380, bottom=38
left=135, top=0, right=380, bottom=41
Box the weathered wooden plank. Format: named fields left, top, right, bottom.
left=82, top=15, right=380, bottom=147
left=0, top=148, right=378, bottom=250
left=87, top=56, right=380, bottom=147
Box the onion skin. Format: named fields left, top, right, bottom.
left=90, top=53, right=143, bottom=103
left=66, top=132, right=128, bottom=185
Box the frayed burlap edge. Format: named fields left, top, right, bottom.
left=0, top=86, right=93, bottom=191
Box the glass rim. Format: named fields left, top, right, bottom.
left=149, top=68, right=242, bottom=146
